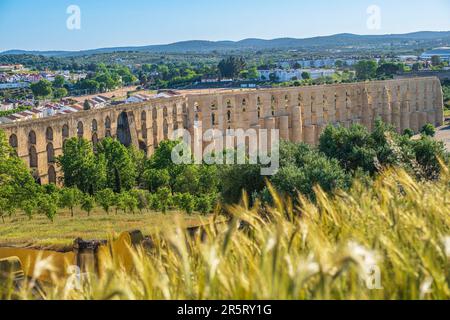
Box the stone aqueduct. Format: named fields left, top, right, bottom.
left=0, top=77, right=444, bottom=184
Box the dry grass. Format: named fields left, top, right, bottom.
left=0, top=208, right=212, bottom=248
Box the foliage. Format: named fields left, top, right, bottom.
left=4, top=168, right=450, bottom=300
left=81, top=194, right=95, bottom=216
left=37, top=194, right=57, bottom=222
left=52, top=75, right=65, bottom=89
left=130, top=189, right=148, bottom=213
left=195, top=194, right=216, bottom=215
left=174, top=193, right=196, bottom=215
left=219, top=163, right=265, bottom=204
left=53, top=88, right=68, bottom=99
left=156, top=187, right=172, bottom=214
left=143, top=168, right=170, bottom=193
left=0, top=130, right=39, bottom=222
left=57, top=138, right=107, bottom=194
left=30, top=79, right=53, bottom=98
left=0, top=105, right=32, bottom=118
left=218, top=56, right=246, bottom=79
left=420, top=123, right=436, bottom=137
left=271, top=141, right=349, bottom=200
left=376, top=62, right=404, bottom=78
left=95, top=188, right=115, bottom=214
left=97, top=138, right=137, bottom=193
left=21, top=199, right=37, bottom=220
left=58, top=187, right=82, bottom=217
left=403, top=128, right=415, bottom=138
left=355, top=60, right=377, bottom=80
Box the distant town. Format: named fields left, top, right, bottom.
left=1, top=35, right=450, bottom=125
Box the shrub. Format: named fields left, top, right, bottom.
left=403, top=128, right=415, bottom=138
left=95, top=188, right=115, bottom=214
left=420, top=123, right=436, bottom=137
left=156, top=187, right=172, bottom=214
left=81, top=194, right=95, bottom=216
left=37, top=194, right=57, bottom=222
left=195, top=195, right=215, bottom=215
left=179, top=193, right=196, bottom=215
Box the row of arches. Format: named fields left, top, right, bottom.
left=8, top=115, right=115, bottom=185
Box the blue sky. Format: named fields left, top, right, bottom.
left=1, top=0, right=449, bottom=52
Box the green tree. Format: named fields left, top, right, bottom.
left=52, top=75, right=65, bottom=89
left=81, top=194, right=95, bottom=217
left=130, top=189, right=148, bottom=213
left=196, top=195, right=215, bottom=215
left=218, top=56, right=246, bottom=79
left=30, top=79, right=53, bottom=98
left=420, top=124, right=436, bottom=137
left=97, top=138, right=137, bottom=193
left=83, top=100, right=91, bottom=111
left=403, top=128, right=415, bottom=138
left=156, top=187, right=172, bottom=214
left=376, top=62, right=403, bottom=78
left=57, top=138, right=107, bottom=194
left=411, top=137, right=447, bottom=180
left=0, top=130, right=39, bottom=221
left=59, top=187, right=82, bottom=217
left=95, top=188, right=115, bottom=214
left=124, top=192, right=139, bottom=214
left=301, top=72, right=311, bottom=80
left=145, top=140, right=189, bottom=193
left=219, top=163, right=266, bottom=204
left=431, top=55, right=441, bottom=66
left=272, top=141, right=349, bottom=200
left=21, top=199, right=37, bottom=220
left=37, top=194, right=57, bottom=222
left=319, top=124, right=378, bottom=173
left=54, top=87, right=68, bottom=99
left=115, top=192, right=128, bottom=214
left=246, top=66, right=259, bottom=80
left=128, top=146, right=146, bottom=187
left=355, top=60, right=378, bottom=80
left=178, top=193, right=196, bottom=214
left=143, top=168, right=170, bottom=193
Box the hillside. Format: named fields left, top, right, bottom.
left=2, top=31, right=450, bottom=57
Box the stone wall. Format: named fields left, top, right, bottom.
left=0, top=77, right=444, bottom=184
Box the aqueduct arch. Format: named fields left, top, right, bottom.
left=117, top=111, right=132, bottom=147
left=0, top=77, right=444, bottom=185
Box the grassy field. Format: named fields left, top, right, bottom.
left=2, top=167, right=449, bottom=300
left=0, top=208, right=213, bottom=248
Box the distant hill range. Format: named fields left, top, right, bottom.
left=2, top=31, right=450, bottom=57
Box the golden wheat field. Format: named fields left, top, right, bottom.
left=2, top=167, right=450, bottom=300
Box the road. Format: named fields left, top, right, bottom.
left=434, top=124, right=450, bottom=151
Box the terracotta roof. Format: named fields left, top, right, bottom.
left=71, top=105, right=83, bottom=111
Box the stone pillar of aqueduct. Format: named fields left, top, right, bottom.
left=0, top=77, right=444, bottom=184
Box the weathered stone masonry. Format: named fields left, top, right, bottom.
left=0, top=77, right=444, bottom=184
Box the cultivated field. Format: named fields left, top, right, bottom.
left=0, top=208, right=214, bottom=248
left=2, top=168, right=449, bottom=300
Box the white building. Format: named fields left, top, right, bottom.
left=420, top=47, right=450, bottom=62
left=258, top=69, right=336, bottom=82
left=126, top=93, right=152, bottom=104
